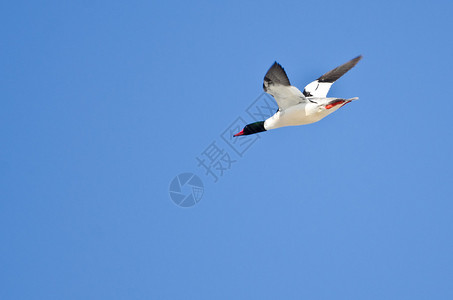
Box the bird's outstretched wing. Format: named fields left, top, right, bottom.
left=263, top=62, right=306, bottom=110
left=303, top=55, right=362, bottom=98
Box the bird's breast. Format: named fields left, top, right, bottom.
left=264, top=103, right=323, bottom=130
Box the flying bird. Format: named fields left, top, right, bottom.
left=233, top=55, right=362, bottom=137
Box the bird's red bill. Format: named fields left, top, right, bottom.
left=233, top=129, right=244, bottom=137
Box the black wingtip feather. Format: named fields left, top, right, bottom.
left=263, top=61, right=291, bottom=88
left=317, top=55, right=363, bottom=83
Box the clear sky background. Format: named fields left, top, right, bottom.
left=1, top=1, right=453, bottom=299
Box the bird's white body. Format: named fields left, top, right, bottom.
left=264, top=97, right=357, bottom=130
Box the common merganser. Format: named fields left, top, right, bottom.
left=233, top=55, right=362, bottom=137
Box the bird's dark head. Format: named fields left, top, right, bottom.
left=233, top=121, right=266, bottom=137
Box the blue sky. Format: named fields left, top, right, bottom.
left=1, top=0, right=453, bottom=299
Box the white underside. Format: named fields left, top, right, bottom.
left=263, top=97, right=358, bottom=130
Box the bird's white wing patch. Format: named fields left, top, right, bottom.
left=263, top=62, right=307, bottom=110
left=303, top=55, right=362, bottom=98
left=264, top=84, right=306, bottom=110
left=302, top=80, right=333, bottom=98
